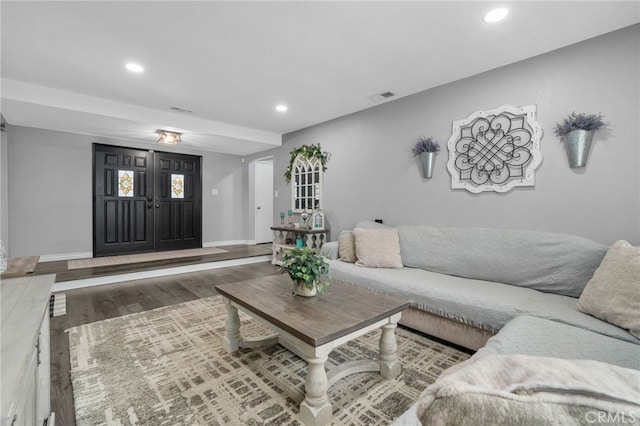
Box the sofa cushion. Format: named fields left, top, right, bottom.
left=326, top=259, right=639, bottom=345
left=319, top=241, right=339, bottom=260
left=398, top=226, right=607, bottom=298
left=353, top=227, right=403, bottom=269
left=475, top=315, right=640, bottom=370
left=578, top=240, right=640, bottom=338
left=337, top=231, right=357, bottom=263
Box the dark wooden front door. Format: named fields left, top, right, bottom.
left=94, top=144, right=202, bottom=257
left=154, top=151, right=202, bottom=251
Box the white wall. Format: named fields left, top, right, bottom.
left=6, top=126, right=251, bottom=257
left=267, top=25, right=640, bottom=245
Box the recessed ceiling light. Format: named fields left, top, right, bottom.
left=484, top=8, right=509, bottom=23
left=125, top=63, right=144, bottom=73
left=275, top=104, right=288, bottom=113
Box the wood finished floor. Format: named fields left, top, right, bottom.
left=35, top=243, right=273, bottom=282
left=49, top=247, right=279, bottom=425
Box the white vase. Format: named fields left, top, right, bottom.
left=293, top=280, right=317, bottom=297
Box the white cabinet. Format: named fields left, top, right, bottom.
left=1, top=275, right=55, bottom=426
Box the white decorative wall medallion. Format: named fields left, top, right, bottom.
left=446, top=104, right=543, bottom=194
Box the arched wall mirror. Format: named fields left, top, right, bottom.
left=290, top=154, right=323, bottom=213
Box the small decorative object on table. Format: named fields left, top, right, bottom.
left=412, top=136, right=440, bottom=179
left=287, top=209, right=293, bottom=227
left=554, top=112, right=606, bottom=168
left=279, top=211, right=285, bottom=225
left=300, top=210, right=310, bottom=228
left=280, top=246, right=331, bottom=297
left=312, top=208, right=325, bottom=230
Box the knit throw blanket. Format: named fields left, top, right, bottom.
left=416, top=354, right=640, bottom=426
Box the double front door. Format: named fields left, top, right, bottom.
left=94, top=144, right=202, bottom=257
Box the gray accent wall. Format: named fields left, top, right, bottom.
left=6, top=126, right=250, bottom=257
left=5, top=25, right=639, bottom=257
left=268, top=25, right=640, bottom=245
left=1, top=128, right=8, bottom=253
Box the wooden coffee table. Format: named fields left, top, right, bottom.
left=215, top=275, right=409, bottom=426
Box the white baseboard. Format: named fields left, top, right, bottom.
left=39, top=251, right=92, bottom=262
left=203, top=240, right=254, bottom=247
left=52, top=255, right=272, bottom=292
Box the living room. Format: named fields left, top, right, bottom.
left=1, top=2, right=639, bottom=425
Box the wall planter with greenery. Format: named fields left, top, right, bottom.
left=412, top=137, right=440, bottom=178
left=280, top=246, right=331, bottom=297
left=553, top=112, right=606, bottom=168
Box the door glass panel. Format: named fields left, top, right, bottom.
left=171, top=174, right=185, bottom=198
left=118, top=170, right=134, bottom=197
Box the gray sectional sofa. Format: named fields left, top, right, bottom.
left=319, top=222, right=640, bottom=424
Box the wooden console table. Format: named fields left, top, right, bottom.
left=270, top=226, right=329, bottom=266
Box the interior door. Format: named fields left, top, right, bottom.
left=94, top=144, right=202, bottom=256
left=154, top=151, right=202, bottom=251
left=254, top=160, right=273, bottom=244
left=94, top=145, right=154, bottom=256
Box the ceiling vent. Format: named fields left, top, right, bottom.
left=170, top=106, right=195, bottom=113
left=368, top=91, right=396, bottom=103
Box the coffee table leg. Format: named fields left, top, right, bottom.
left=222, top=298, right=240, bottom=353
left=300, top=355, right=332, bottom=426
left=379, top=318, right=401, bottom=379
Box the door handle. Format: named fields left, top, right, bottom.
left=147, top=202, right=153, bottom=209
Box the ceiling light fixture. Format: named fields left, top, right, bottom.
left=484, top=8, right=509, bottom=23
left=125, top=63, right=144, bottom=73
left=275, top=104, right=288, bottom=113
left=156, top=130, right=181, bottom=145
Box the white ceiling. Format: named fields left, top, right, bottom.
left=2, top=1, right=639, bottom=155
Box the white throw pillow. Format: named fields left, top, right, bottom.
left=353, top=227, right=403, bottom=269
left=577, top=240, right=640, bottom=338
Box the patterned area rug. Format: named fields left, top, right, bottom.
left=49, top=293, right=67, bottom=317
left=68, top=296, right=469, bottom=425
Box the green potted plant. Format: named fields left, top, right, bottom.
left=412, top=136, right=440, bottom=178
left=284, top=143, right=331, bottom=183
left=553, top=112, right=606, bottom=168
left=280, top=246, right=331, bottom=296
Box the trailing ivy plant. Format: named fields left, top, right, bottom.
left=284, top=143, right=331, bottom=182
